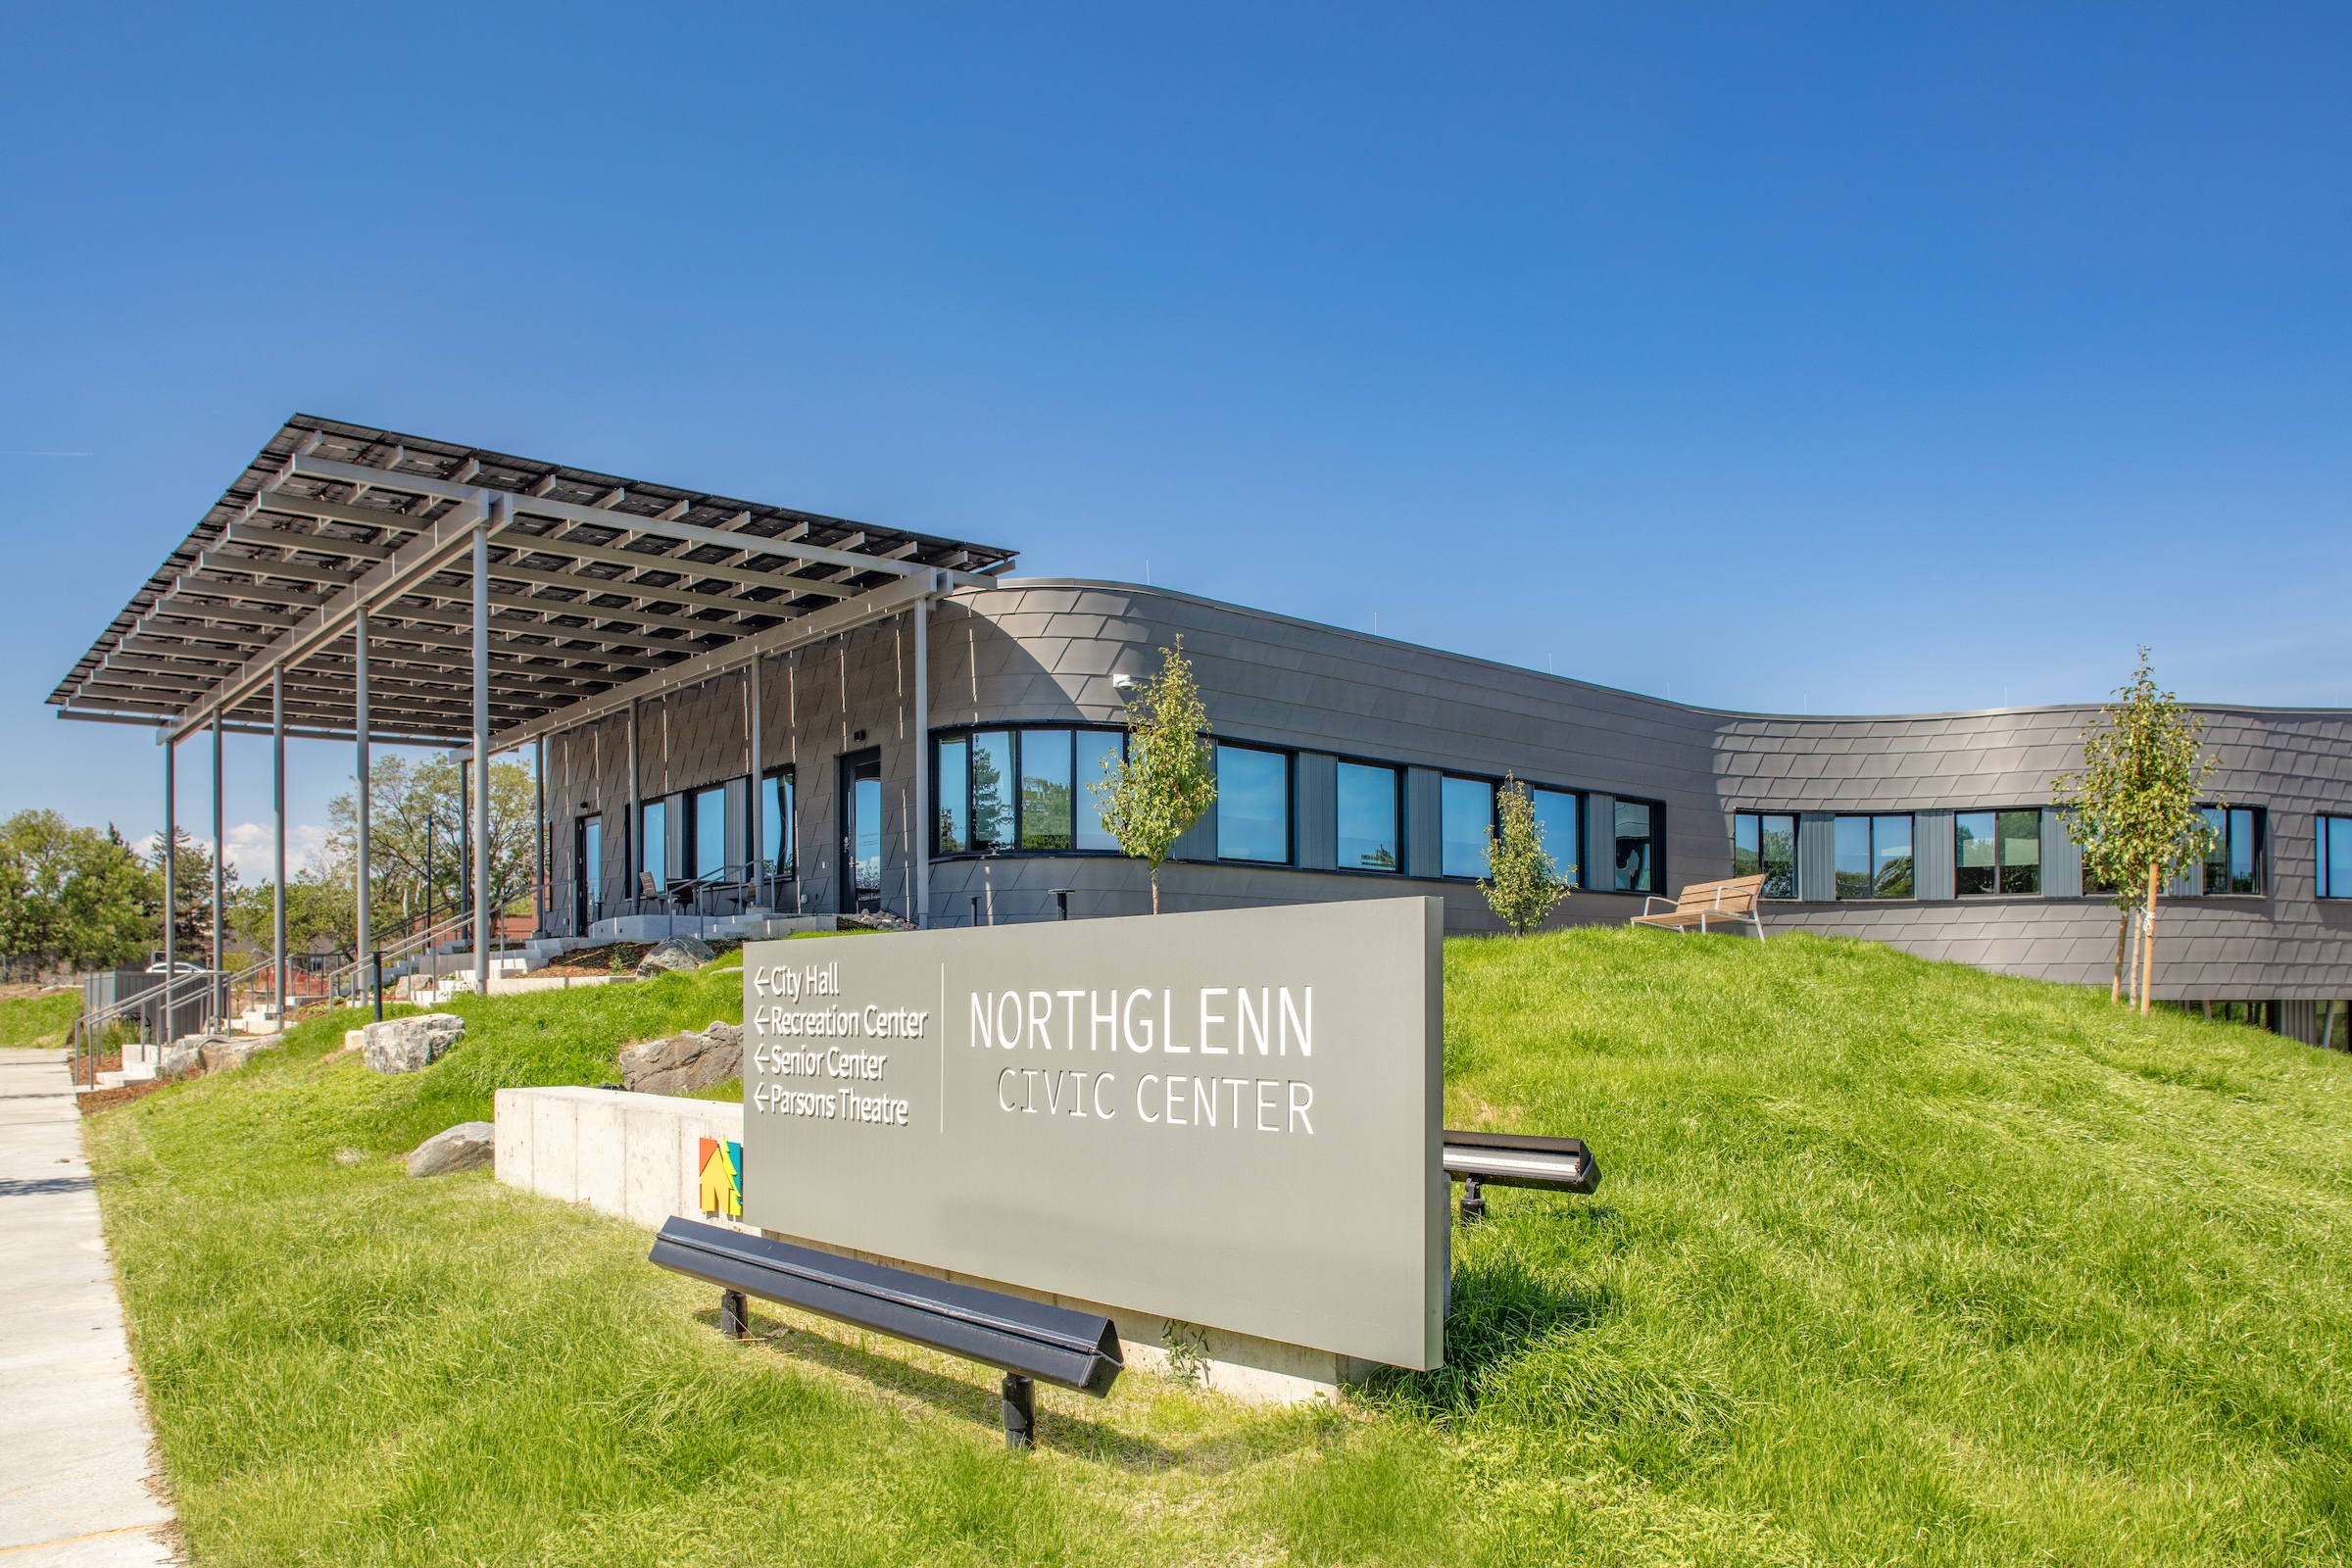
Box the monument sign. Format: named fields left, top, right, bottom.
left=740, top=897, right=1446, bottom=1369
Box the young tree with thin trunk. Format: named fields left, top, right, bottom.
left=2053, top=649, right=2216, bottom=1015
left=1090, top=638, right=1217, bottom=915
left=1482, top=775, right=1575, bottom=935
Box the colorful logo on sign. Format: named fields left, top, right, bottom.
left=699, top=1136, right=743, bottom=1217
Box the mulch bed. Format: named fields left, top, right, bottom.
left=78, top=1077, right=170, bottom=1113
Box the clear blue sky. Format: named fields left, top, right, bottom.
left=3, top=3, right=2346, bottom=867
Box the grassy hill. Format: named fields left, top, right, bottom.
left=82, top=930, right=2352, bottom=1566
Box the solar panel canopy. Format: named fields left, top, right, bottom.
left=52, top=416, right=1016, bottom=747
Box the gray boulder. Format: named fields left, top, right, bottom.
left=156, top=1039, right=205, bottom=1079
left=619, top=1019, right=745, bottom=1096
left=407, top=1121, right=496, bottom=1177
left=199, top=1034, right=278, bottom=1073
left=361, top=1013, right=466, bottom=1074
left=635, top=935, right=717, bottom=978
left=837, top=910, right=915, bottom=932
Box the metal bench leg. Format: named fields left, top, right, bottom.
left=1459, top=1174, right=1486, bottom=1224
left=720, top=1289, right=750, bottom=1340
left=1002, top=1373, right=1036, bottom=1450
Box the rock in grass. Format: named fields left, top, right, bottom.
left=200, top=1034, right=278, bottom=1073
left=635, top=935, right=717, bottom=978
left=361, top=1013, right=466, bottom=1074
left=618, top=1020, right=744, bottom=1095
left=407, top=1121, right=495, bottom=1177
left=836, top=910, right=914, bottom=932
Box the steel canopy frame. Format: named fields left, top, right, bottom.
left=54, top=416, right=1017, bottom=981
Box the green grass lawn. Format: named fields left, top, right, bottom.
left=84, top=930, right=2352, bottom=1565
left=0, top=987, right=80, bottom=1047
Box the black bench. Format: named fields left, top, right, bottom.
left=649, top=1216, right=1124, bottom=1448
left=1443, top=1129, right=1601, bottom=1221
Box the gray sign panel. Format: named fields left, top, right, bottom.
left=740, top=897, right=1446, bottom=1369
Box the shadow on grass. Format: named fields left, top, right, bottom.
left=694, top=1303, right=1200, bottom=1469
left=1362, top=1232, right=1610, bottom=1420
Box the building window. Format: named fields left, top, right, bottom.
left=2202, top=807, right=2265, bottom=894
left=934, top=728, right=1127, bottom=856
left=1611, top=800, right=1657, bottom=893
left=2322, top=815, right=2352, bottom=900
left=1835, top=813, right=1913, bottom=898
left=1217, top=745, right=1291, bottom=863
left=641, top=799, right=666, bottom=892
left=1020, top=728, right=1075, bottom=850
left=1441, top=776, right=1494, bottom=878
left=691, top=784, right=727, bottom=879
left=1732, top=812, right=1797, bottom=898
left=1955, top=810, right=2038, bottom=895
left=1531, top=788, right=1580, bottom=883
left=1336, top=761, right=1400, bottom=871
left=1075, top=731, right=1123, bottom=851
left=760, top=768, right=795, bottom=878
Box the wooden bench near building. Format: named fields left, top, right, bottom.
left=1629, top=873, right=1770, bottom=940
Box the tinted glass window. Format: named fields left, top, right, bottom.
left=1337, top=762, right=1400, bottom=871
left=1955, top=812, right=1997, bottom=895
left=1996, top=810, right=2040, bottom=894
left=2323, top=815, right=2352, bottom=900
left=694, top=786, right=727, bottom=878
left=1075, top=732, right=1123, bottom=851
left=853, top=775, right=882, bottom=896
left=1217, top=746, right=1290, bottom=862
left=935, top=740, right=967, bottom=855
left=1441, top=776, right=1494, bottom=878
left=1531, top=789, right=1578, bottom=883
left=1613, top=800, right=1653, bottom=893
left=2230, top=808, right=2261, bottom=893
left=1835, top=814, right=1872, bottom=899
left=761, top=772, right=794, bottom=875
left=1873, top=814, right=1915, bottom=897
left=970, top=732, right=1013, bottom=850
left=1020, top=729, right=1074, bottom=850
left=641, top=800, right=666, bottom=891
left=1733, top=812, right=1796, bottom=899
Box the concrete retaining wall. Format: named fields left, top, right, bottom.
left=491, top=1085, right=1368, bottom=1402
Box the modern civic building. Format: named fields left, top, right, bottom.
left=55, top=417, right=2352, bottom=1043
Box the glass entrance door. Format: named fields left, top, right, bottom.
left=839, top=752, right=883, bottom=913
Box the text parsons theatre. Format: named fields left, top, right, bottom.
left=738, top=899, right=1448, bottom=1371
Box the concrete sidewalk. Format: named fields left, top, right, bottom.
left=0, top=1049, right=176, bottom=1566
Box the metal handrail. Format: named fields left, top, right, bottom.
left=320, top=909, right=473, bottom=1004
left=68, top=969, right=231, bottom=1090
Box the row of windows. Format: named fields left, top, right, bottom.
left=1734, top=807, right=2274, bottom=900
left=931, top=728, right=1657, bottom=890
left=629, top=768, right=799, bottom=893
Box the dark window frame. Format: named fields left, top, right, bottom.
left=1427, top=770, right=1610, bottom=888
left=1954, top=808, right=2042, bottom=897
left=929, top=724, right=1131, bottom=860
left=2199, top=805, right=2267, bottom=896
left=1214, top=740, right=1297, bottom=866
left=1732, top=810, right=1799, bottom=899
left=760, top=764, right=798, bottom=880
left=2321, top=813, right=2352, bottom=901
left=1833, top=811, right=1916, bottom=900
left=1332, top=756, right=1404, bottom=875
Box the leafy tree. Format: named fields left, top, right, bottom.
left=322, top=753, right=539, bottom=943
left=2054, top=649, right=2217, bottom=1014
left=1482, top=775, right=1575, bottom=935
left=0, top=810, right=156, bottom=972
left=1090, top=638, right=1218, bottom=914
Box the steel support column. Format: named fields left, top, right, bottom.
left=627, top=698, right=641, bottom=912
left=355, top=607, right=371, bottom=990
left=162, top=733, right=176, bottom=1040
left=472, top=522, right=491, bottom=994
left=272, top=665, right=285, bottom=1026
left=748, top=655, right=763, bottom=908
left=912, top=597, right=930, bottom=927
left=533, top=737, right=546, bottom=933
left=210, top=710, right=223, bottom=1013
